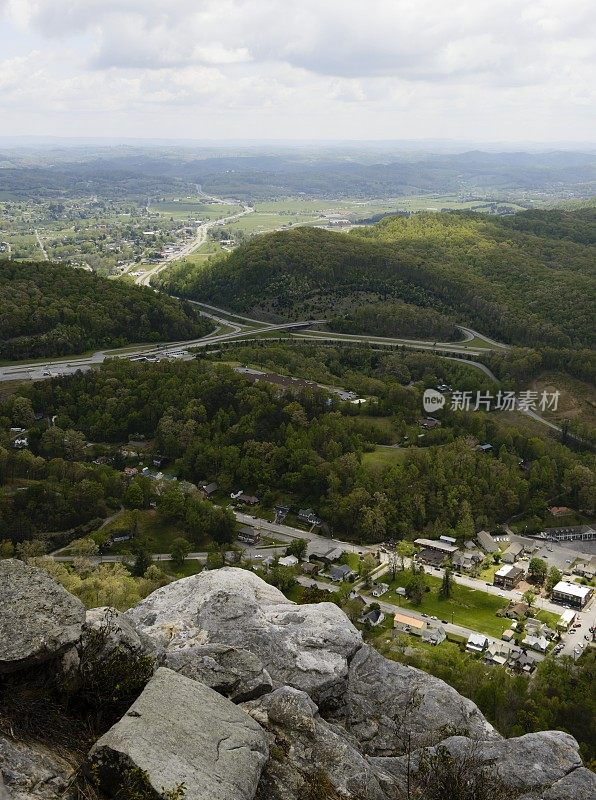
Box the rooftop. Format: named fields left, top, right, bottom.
left=552, top=581, right=592, bottom=599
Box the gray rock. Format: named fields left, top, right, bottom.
left=372, top=731, right=584, bottom=800
left=541, top=767, right=596, bottom=800
left=88, top=667, right=268, bottom=800
left=333, top=645, right=497, bottom=756
left=125, top=568, right=362, bottom=705
left=165, top=643, right=272, bottom=702
left=244, top=687, right=387, bottom=800
left=0, top=559, right=86, bottom=674
left=0, top=735, right=74, bottom=800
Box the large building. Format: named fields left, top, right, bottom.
left=551, top=581, right=593, bottom=609
left=236, top=526, right=261, bottom=545
left=542, top=525, right=595, bottom=542
left=502, top=542, right=524, bottom=563
left=493, top=564, right=525, bottom=589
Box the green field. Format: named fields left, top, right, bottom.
left=362, top=446, right=410, bottom=468
left=149, top=200, right=243, bottom=220
left=386, top=571, right=510, bottom=637
left=97, top=509, right=190, bottom=554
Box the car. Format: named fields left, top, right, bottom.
left=441, top=619, right=448, bottom=624
left=584, top=635, right=591, bottom=641
left=421, top=613, right=428, bottom=618
left=578, top=643, right=584, bottom=649
left=254, top=554, right=263, bottom=559
left=431, top=616, right=438, bottom=621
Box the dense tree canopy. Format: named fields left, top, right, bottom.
left=0, top=260, right=213, bottom=359
left=159, top=208, right=595, bottom=350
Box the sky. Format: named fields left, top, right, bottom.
left=0, top=0, right=594, bottom=144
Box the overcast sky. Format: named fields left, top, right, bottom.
left=0, top=0, right=594, bottom=144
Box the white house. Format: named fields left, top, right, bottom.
left=278, top=555, right=299, bottom=567
left=371, top=582, right=389, bottom=597
left=466, top=633, right=489, bottom=653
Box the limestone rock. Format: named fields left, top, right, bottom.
left=372, top=731, right=585, bottom=799
left=88, top=667, right=268, bottom=800
left=0, top=735, right=74, bottom=800
left=165, top=643, right=272, bottom=702
left=333, top=645, right=497, bottom=756
left=244, top=687, right=387, bottom=800
left=125, top=568, right=362, bottom=705
left=0, top=559, right=86, bottom=674
left=541, top=767, right=596, bottom=800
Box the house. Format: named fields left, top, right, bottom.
left=13, top=436, right=29, bottom=449
left=542, top=525, right=596, bottom=543
left=522, top=634, right=548, bottom=653
left=503, top=601, right=530, bottom=620
left=202, top=482, right=218, bottom=497
left=419, top=417, right=441, bottom=429
left=274, top=504, right=290, bottom=522
left=348, top=593, right=367, bottom=611
left=493, top=564, right=525, bottom=589
left=557, top=609, right=577, bottom=630
left=551, top=581, right=593, bottom=608
left=422, top=625, right=446, bottom=646
left=475, top=443, right=493, bottom=453
left=307, top=542, right=343, bottom=563
left=237, top=526, right=261, bottom=545
left=298, top=508, right=321, bottom=525
left=359, top=608, right=385, bottom=627
left=573, top=556, right=596, bottom=580
left=502, top=629, right=515, bottom=642
left=502, top=542, right=524, bottom=564
left=394, top=612, right=425, bottom=634
left=548, top=506, right=572, bottom=517
left=238, top=493, right=259, bottom=506
left=329, top=564, right=355, bottom=582
left=466, top=633, right=489, bottom=653
left=508, top=649, right=537, bottom=673
left=261, top=556, right=275, bottom=569
left=371, top=582, right=389, bottom=597
left=484, top=641, right=513, bottom=666
left=278, top=555, right=299, bottom=567
left=395, top=586, right=407, bottom=597
left=123, top=467, right=139, bottom=478
left=452, top=551, right=482, bottom=572
left=301, top=562, right=320, bottom=576
left=477, top=530, right=499, bottom=553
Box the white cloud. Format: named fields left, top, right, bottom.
left=0, top=0, right=594, bottom=141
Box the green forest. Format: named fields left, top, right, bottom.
left=0, top=260, right=213, bottom=359
left=158, top=207, right=595, bottom=350
left=3, top=345, right=592, bottom=546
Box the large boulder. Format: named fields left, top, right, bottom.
left=331, top=645, right=497, bottom=756
left=0, top=735, right=74, bottom=800
left=0, top=559, right=86, bottom=674
left=125, top=568, right=362, bottom=705
left=372, top=731, right=589, bottom=800
left=88, top=667, right=269, bottom=800
left=165, top=644, right=272, bottom=703
left=244, top=686, right=387, bottom=800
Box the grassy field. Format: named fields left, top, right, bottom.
left=386, top=571, right=510, bottom=637
left=97, top=509, right=191, bottom=554
left=362, top=446, right=410, bottom=468
left=149, top=200, right=243, bottom=220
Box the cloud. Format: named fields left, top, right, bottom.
left=0, top=0, right=594, bottom=141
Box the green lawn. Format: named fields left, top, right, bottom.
left=362, top=446, right=410, bottom=468
left=98, top=510, right=192, bottom=554
left=385, top=571, right=510, bottom=638
left=159, top=558, right=204, bottom=578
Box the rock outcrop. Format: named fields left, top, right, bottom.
left=332, top=644, right=497, bottom=754
left=0, top=559, right=86, bottom=674
left=2, top=563, right=595, bottom=800
left=125, top=568, right=362, bottom=705
left=0, top=735, right=74, bottom=800
left=88, top=668, right=269, bottom=800
left=165, top=643, right=272, bottom=702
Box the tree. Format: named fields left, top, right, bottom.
left=546, top=566, right=562, bottom=594
left=124, top=481, right=145, bottom=510
left=523, top=589, right=536, bottom=608
left=528, top=557, right=548, bottom=585
left=397, top=540, right=415, bottom=571
left=285, top=538, right=308, bottom=560
left=11, top=396, right=35, bottom=428
left=131, top=548, right=152, bottom=577
left=157, top=483, right=186, bottom=521
left=0, top=540, right=15, bottom=558
left=359, top=553, right=377, bottom=586
left=70, top=537, right=99, bottom=557
left=439, top=567, right=453, bottom=600
left=405, top=571, right=426, bottom=606
left=170, top=537, right=191, bottom=568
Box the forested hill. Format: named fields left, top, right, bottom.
left=0, top=261, right=213, bottom=360
left=159, top=208, right=596, bottom=349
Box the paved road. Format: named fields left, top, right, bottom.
left=133, top=204, right=253, bottom=287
